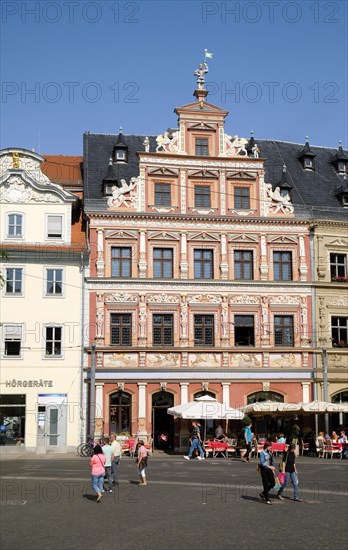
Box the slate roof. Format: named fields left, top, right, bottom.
left=83, top=132, right=348, bottom=221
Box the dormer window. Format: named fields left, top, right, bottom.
left=102, top=158, right=117, bottom=196
left=113, top=128, right=128, bottom=163
left=331, top=142, right=348, bottom=175
left=116, top=149, right=126, bottom=161
left=298, top=137, right=316, bottom=170
left=103, top=183, right=115, bottom=196
left=195, top=138, right=209, bottom=156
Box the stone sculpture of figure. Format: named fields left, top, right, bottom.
left=139, top=306, right=147, bottom=338
left=107, top=177, right=138, bottom=208
left=180, top=306, right=188, bottom=338
left=252, top=144, right=260, bottom=158
left=96, top=294, right=104, bottom=337
left=156, top=132, right=171, bottom=152
left=221, top=303, right=228, bottom=338
left=266, top=184, right=294, bottom=214
left=143, top=136, right=150, bottom=152
left=194, top=62, right=208, bottom=90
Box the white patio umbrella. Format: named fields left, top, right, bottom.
left=167, top=395, right=244, bottom=420
left=296, top=401, right=348, bottom=414
left=240, top=400, right=299, bottom=416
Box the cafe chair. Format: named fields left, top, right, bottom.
left=324, top=439, right=342, bottom=459
left=316, top=439, right=325, bottom=458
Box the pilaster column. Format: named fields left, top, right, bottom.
left=301, top=382, right=310, bottom=403
left=180, top=169, right=186, bottom=213
left=180, top=295, right=189, bottom=345
left=180, top=231, right=188, bottom=278
left=96, top=229, right=105, bottom=277
left=138, top=231, right=147, bottom=277
left=220, top=234, right=229, bottom=279
left=137, top=383, right=147, bottom=435
left=299, top=235, right=308, bottom=281
left=222, top=383, right=230, bottom=408
left=260, top=234, right=268, bottom=280
left=94, top=383, right=104, bottom=437
left=180, top=383, right=189, bottom=405
left=221, top=296, right=229, bottom=346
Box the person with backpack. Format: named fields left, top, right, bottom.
left=277, top=443, right=302, bottom=501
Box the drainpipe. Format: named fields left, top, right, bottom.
left=79, top=250, right=86, bottom=444
left=89, top=342, right=96, bottom=437
left=322, top=348, right=329, bottom=433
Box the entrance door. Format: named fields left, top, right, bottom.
left=152, top=391, right=174, bottom=450
left=37, top=394, right=67, bottom=451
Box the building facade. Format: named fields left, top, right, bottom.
left=83, top=74, right=347, bottom=449
left=0, top=149, right=87, bottom=451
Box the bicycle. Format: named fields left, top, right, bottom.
left=77, top=437, right=95, bottom=457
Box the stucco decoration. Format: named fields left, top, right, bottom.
left=266, top=184, right=294, bottom=214
left=327, top=297, right=348, bottom=307
left=269, top=353, right=300, bottom=368
left=189, top=353, right=220, bottom=368
left=107, top=177, right=138, bottom=208
left=147, top=353, right=179, bottom=369
left=0, top=155, right=51, bottom=185
left=269, top=296, right=300, bottom=305
left=104, top=353, right=138, bottom=368
left=0, top=176, right=61, bottom=204
left=230, top=353, right=262, bottom=368
left=224, top=134, right=248, bottom=157
left=147, top=294, right=180, bottom=304
left=155, top=131, right=179, bottom=153
left=229, top=295, right=260, bottom=305
left=188, top=294, right=221, bottom=304
left=104, top=292, right=138, bottom=303
left=139, top=156, right=263, bottom=170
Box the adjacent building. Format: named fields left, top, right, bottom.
left=0, top=149, right=87, bottom=451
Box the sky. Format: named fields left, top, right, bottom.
left=1, top=0, right=347, bottom=154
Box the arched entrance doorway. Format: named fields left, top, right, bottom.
left=152, top=391, right=174, bottom=450
left=193, top=391, right=216, bottom=439
left=247, top=391, right=286, bottom=437
left=109, top=391, right=132, bottom=434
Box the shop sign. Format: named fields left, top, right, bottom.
left=6, top=379, right=53, bottom=388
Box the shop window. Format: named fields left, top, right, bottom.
left=0, top=394, right=26, bottom=445
left=247, top=391, right=284, bottom=404
left=109, top=391, right=132, bottom=433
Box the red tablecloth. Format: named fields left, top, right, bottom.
left=270, top=443, right=287, bottom=451
left=206, top=442, right=228, bottom=450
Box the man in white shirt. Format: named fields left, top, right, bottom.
left=102, top=437, right=114, bottom=493
left=110, top=435, right=123, bottom=485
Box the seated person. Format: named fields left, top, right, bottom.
left=338, top=430, right=348, bottom=444
left=277, top=433, right=286, bottom=444
left=331, top=431, right=339, bottom=442
left=214, top=424, right=226, bottom=442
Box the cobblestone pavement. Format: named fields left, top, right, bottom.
left=0, top=455, right=347, bottom=550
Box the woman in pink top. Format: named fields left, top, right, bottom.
left=89, top=445, right=106, bottom=502
left=137, top=440, right=148, bottom=486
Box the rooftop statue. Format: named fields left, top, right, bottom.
left=194, top=62, right=209, bottom=90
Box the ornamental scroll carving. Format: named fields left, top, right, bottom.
left=229, top=295, right=260, bottom=305
left=147, top=293, right=180, bottom=304
left=0, top=155, right=51, bottom=185
left=327, top=297, right=348, bottom=307
left=269, top=296, right=300, bottom=305
left=155, top=131, right=179, bottom=153
left=188, top=294, right=221, bottom=304
left=104, top=293, right=138, bottom=303
left=266, top=184, right=294, bottom=214
left=0, top=177, right=61, bottom=204
left=224, top=134, right=248, bottom=157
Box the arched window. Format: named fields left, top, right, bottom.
left=247, top=391, right=284, bottom=404
left=109, top=391, right=132, bottom=433
left=332, top=391, right=348, bottom=404
left=152, top=391, right=174, bottom=408
left=194, top=390, right=216, bottom=399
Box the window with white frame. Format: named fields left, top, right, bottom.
left=330, top=253, right=347, bottom=279
left=5, top=268, right=23, bottom=294
left=46, top=269, right=63, bottom=295
left=45, top=326, right=62, bottom=356
left=3, top=325, right=22, bottom=356
left=7, top=213, right=23, bottom=238
left=47, top=215, right=63, bottom=239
